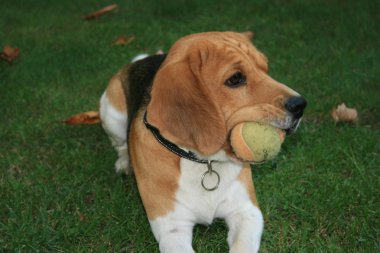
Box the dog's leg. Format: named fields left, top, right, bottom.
left=99, top=83, right=130, bottom=174
left=150, top=218, right=195, bottom=253
left=225, top=204, right=263, bottom=253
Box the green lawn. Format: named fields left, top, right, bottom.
left=1, top=0, right=379, bottom=252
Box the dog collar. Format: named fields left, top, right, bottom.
left=143, top=111, right=220, bottom=191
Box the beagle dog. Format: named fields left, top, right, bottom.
left=99, top=32, right=306, bottom=253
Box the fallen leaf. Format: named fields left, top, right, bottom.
left=242, top=31, right=255, bottom=40
left=331, top=103, right=358, bottom=123
left=64, top=111, right=100, bottom=125
left=156, top=49, right=164, bottom=55
left=1, top=45, right=20, bottom=62
left=84, top=4, right=118, bottom=20
left=113, top=35, right=135, bottom=46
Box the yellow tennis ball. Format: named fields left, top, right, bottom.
left=230, top=122, right=285, bottom=163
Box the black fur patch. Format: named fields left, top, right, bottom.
left=124, top=54, right=167, bottom=136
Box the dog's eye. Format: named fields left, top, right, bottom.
left=225, top=72, right=247, bottom=88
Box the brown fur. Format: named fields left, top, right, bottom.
left=147, top=32, right=297, bottom=156
left=107, top=32, right=299, bottom=219
left=106, top=71, right=127, bottom=113
left=129, top=109, right=180, bottom=219
left=238, top=165, right=259, bottom=206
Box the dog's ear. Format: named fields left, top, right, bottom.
left=234, top=32, right=268, bottom=72
left=241, top=31, right=254, bottom=41
left=147, top=59, right=227, bottom=155
left=255, top=51, right=269, bottom=72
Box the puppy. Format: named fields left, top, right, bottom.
left=99, top=31, right=306, bottom=253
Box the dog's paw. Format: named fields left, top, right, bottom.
left=115, top=157, right=132, bottom=175
left=229, top=243, right=259, bottom=253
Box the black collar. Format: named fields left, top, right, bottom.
left=143, top=111, right=209, bottom=164
left=143, top=111, right=222, bottom=191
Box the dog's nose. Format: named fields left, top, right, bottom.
left=285, top=96, right=307, bottom=119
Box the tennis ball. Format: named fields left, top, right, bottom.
left=230, top=122, right=285, bottom=163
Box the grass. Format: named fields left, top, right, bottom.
left=0, top=0, right=379, bottom=252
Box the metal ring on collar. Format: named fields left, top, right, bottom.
left=201, top=163, right=220, bottom=191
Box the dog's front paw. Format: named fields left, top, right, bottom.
left=229, top=242, right=259, bottom=253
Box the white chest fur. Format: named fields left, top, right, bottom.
left=150, top=154, right=263, bottom=253
left=176, top=158, right=243, bottom=224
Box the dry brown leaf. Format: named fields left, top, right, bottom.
left=1, top=45, right=20, bottom=62
left=64, top=111, right=100, bottom=125
left=113, top=35, right=135, bottom=46
left=242, top=31, right=255, bottom=40
left=331, top=103, right=358, bottom=123
left=84, top=4, right=118, bottom=20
